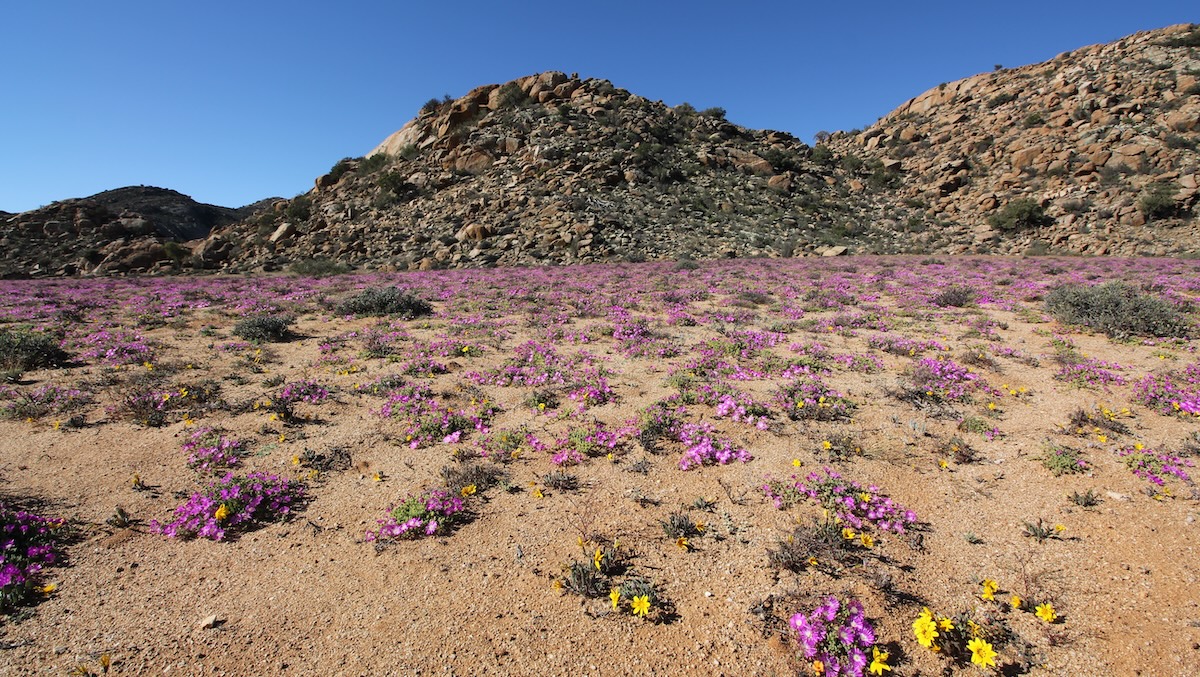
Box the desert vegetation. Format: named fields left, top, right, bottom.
left=1, top=255, right=1197, bottom=673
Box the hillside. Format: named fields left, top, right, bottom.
left=204, top=72, right=899, bottom=273
left=825, top=23, right=1200, bottom=256
left=0, top=187, right=259, bottom=277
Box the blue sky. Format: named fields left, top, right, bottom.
left=2, top=1, right=1194, bottom=213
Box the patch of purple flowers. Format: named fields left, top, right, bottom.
left=789, top=596, right=878, bottom=677
left=152, top=472, right=304, bottom=541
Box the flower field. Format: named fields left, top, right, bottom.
left=1, top=255, right=1198, bottom=674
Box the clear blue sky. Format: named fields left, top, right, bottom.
left=2, top=1, right=1194, bottom=213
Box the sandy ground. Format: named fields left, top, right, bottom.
left=0, top=256, right=1198, bottom=675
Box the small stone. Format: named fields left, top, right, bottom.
left=198, top=614, right=220, bottom=629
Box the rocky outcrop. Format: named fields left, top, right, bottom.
left=825, top=23, right=1200, bottom=256
left=0, top=187, right=268, bottom=276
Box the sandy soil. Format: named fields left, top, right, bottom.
left=1, top=256, right=1197, bottom=675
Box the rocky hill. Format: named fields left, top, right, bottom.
left=824, top=23, right=1200, bottom=256
left=203, top=71, right=901, bottom=273
left=0, top=187, right=259, bottom=277
left=5, top=24, right=1199, bottom=277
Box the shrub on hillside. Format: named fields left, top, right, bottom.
left=357, top=153, right=389, bottom=174
left=326, top=157, right=356, bottom=184
left=335, top=287, right=432, bottom=318
left=988, top=198, right=1052, bottom=231
left=1138, top=183, right=1180, bottom=221
left=284, top=195, right=311, bottom=222
left=1045, top=282, right=1192, bottom=339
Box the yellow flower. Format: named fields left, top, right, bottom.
left=981, top=578, right=999, bottom=601
left=1054, top=523, right=1066, bottom=533
left=868, top=647, right=891, bottom=675
left=987, top=402, right=996, bottom=411
left=214, top=504, right=230, bottom=522
left=842, top=527, right=856, bottom=540
left=675, top=536, right=690, bottom=551
left=532, top=488, right=544, bottom=499
left=792, top=458, right=803, bottom=467
left=610, top=588, right=621, bottom=610
left=41, top=582, right=57, bottom=595
left=461, top=484, right=477, bottom=497
left=937, top=616, right=954, bottom=631
left=1096, top=434, right=1107, bottom=443
left=1036, top=602, right=1057, bottom=623
left=807, top=556, right=818, bottom=567
left=1010, top=594, right=1023, bottom=610
left=860, top=533, right=874, bottom=548
left=695, top=522, right=707, bottom=533
left=594, top=548, right=605, bottom=571
left=631, top=594, right=651, bottom=617
left=812, top=659, right=825, bottom=675
left=291, top=455, right=301, bottom=466
left=372, top=472, right=383, bottom=482
left=278, top=433, right=285, bottom=442
left=913, top=608, right=939, bottom=648
left=821, top=440, right=832, bottom=450
left=552, top=579, right=563, bottom=590
left=967, top=637, right=997, bottom=668
left=938, top=459, right=949, bottom=470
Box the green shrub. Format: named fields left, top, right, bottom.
left=326, top=157, right=356, bottom=184
left=1045, top=282, right=1192, bottom=339
left=1138, top=183, right=1179, bottom=221
left=0, top=328, right=69, bottom=372
left=284, top=195, right=312, bottom=222
left=162, top=241, right=191, bottom=264
left=377, top=171, right=418, bottom=199
left=932, top=286, right=976, bottom=308
left=699, top=106, right=726, bottom=119
left=810, top=144, right=834, bottom=165
left=232, top=315, right=295, bottom=342
left=1164, top=134, right=1196, bottom=150
left=335, top=287, right=432, bottom=318
left=493, top=82, right=528, bottom=109
left=987, top=92, right=1017, bottom=109
left=358, top=153, right=389, bottom=174
left=988, top=198, right=1052, bottom=231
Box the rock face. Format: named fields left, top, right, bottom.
left=0, top=187, right=266, bottom=276
left=824, top=23, right=1200, bottom=256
